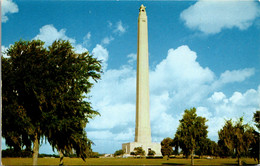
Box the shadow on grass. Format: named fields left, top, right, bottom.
left=162, top=163, right=186, bottom=165
left=218, top=164, right=257, bottom=166
left=221, top=162, right=258, bottom=166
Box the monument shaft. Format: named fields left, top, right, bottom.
left=135, top=5, right=151, bottom=143
left=122, top=5, right=161, bottom=156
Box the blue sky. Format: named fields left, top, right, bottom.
left=2, top=0, right=260, bottom=154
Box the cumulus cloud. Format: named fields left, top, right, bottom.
left=83, top=32, right=91, bottom=47
left=127, top=53, right=137, bottom=64
left=197, top=107, right=212, bottom=119
left=34, top=25, right=75, bottom=46
left=2, top=0, right=18, bottom=23
left=34, top=24, right=88, bottom=53
left=181, top=0, right=260, bottom=34
left=208, top=92, right=227, bottom=103
left=208, top=87, right=259, bottom=116
left=211, top=68, right=255, bottom=89
left=91, top=44, right=109, bottom=70
left=107, top=21, right=113, bottom=28
left=87, top=44, right=257, bottom=153
left=1, top=45, right=10, bottom=58
left=205, top=86, right=260, bottom=138
left=101, top=36, right=114, bottom=45
left=218, top=68, right=255, bottom=84
left=86, top=64, right=136, bottom=152
left=150, top=45, right=215, bottom=104
left=150, top=92, right=178, bottom=141
left=113, top=20, right=126, bottom=35
left=98, top=20, right=127, bottom=47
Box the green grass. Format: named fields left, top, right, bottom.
left=2, top=157, right=258, bottom=165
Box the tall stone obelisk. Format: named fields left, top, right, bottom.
left=122, top=5, right=161, bottom=156
left=135, top=4, right=151, bottom=144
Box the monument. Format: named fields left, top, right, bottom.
left=122, top=5, right=161, bottom=156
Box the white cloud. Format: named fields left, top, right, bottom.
left=229, top=92, right=243, bottom=104
left=2, top=0, right=19, bottom=23
left=83, top=32, right=91, bottom=47
left=207, top=116, right=226, bottom=139
left=87, top=44, right=258, bottom=153
left=91, top=44, right=109, bottom=70
left=87, top=64, right=136, bottom=147
left=107, top=21, right=113, bottom=28
left=197, top=107, right=212, bottom=119
left=98, top=21, right=127, bottom=47
left=201, top=86, right=260, bottom=139
left=208, top=92, right=226, bottom=103
left=113, top=21, right=126, bottom=35
left=207, top=86, right=260, bottom=118
left=34, top=25, right=75, bottom=46
left=74, top=45, right=88, bottom=54
left=1, top=45, right=10, bottom=58
left=218, top=68, right=255, bottom=84
left=86, top=32, right=91, bottom=40
left=211, top=68, right=255, bottom=90
left=89, top=45, right=216, bottom=146
left=150, top=92, right=177, bottom=141
left=34, top=24, right=88, bottom=54
left=230, top=88, right=260, bottom=106
left=101, top=36, right=114, bottom=45
left=127, top=53, right=137, bottom=64
left=150, top=45, right=215, bottom=104
left=181, top=0, right=260, bottom=34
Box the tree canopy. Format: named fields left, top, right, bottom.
left=161, top=137, right=173, bottom=159
left=250, top=111, right=259, bottom=164
left=173, top=108, right=208, bottom=165
left=253, top=111, right=260, bottom=131
left=2, top=40, right=102, bottom=165
left=133, top=147, right=145, bottom=156
left=218, top=117, right=255, bottom=165
left=114, top=149, right=124, bottom=157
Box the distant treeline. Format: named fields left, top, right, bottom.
left=2, top=149, right=100, bottom=158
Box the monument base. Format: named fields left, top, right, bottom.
left=122, top=142, right=162, bottom=156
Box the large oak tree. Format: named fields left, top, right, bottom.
left=2, top=40, right=102, bottom=165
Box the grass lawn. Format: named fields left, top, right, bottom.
left=2, top=157, right=258, bottom=165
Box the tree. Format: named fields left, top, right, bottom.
left=249, top=111, right=259, bottom=164
left=195, top=139, right=219, bottom=158
left=133, top=147, right=145, bottom=157
left=161, top=137, right=173, bottom=159
left=218, top=136, right=233, bottom=158
left=253, top=111, right=260, bottom=130
left=210, top=140, right=220, bottom=157
left=130, top=151, right=136, bottom=156
left=195, top=138, right=210, bottom=158
left=218, top=118, right=255, bottom=165
left=114, top=149, right=124, bottom=157
left=148, top=149, right=156, bottom=156
left=2, top=40, right=49, bottom=165
left=2, top=40, right=102, bottom=165
left=43, top=40, right=101, bottom=165
left=173, top=108, right=208, bottom=165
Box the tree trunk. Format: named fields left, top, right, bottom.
left=238, top=157, right=241, bottom=165
left=32, top=134, right=39, bottom=165
left=59, top=150, right=64, bottom=165
left=191, top=149, right=194, bottom=165
left=257, top=150, right=260, bottom=164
